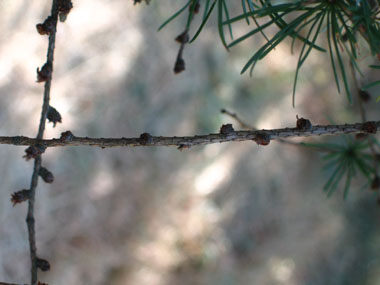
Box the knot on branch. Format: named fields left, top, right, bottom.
left=139, top=133, right=153, bottom=145
left=362, top=121, right=377, bottom=134
left=60, top=130, right=74, bottom=142
left=23, top=144, right=47, bottom=160
left=296, top=115, right=312, bottom=131
left=47, top=106, right=62, bottom=127
left=36, top=63, right=52, bottom=83
left=219, top=124, right=235, bottom=135
left=253, top=133, right=271, bottom=146
left=36, top=16, right=56, bottom=36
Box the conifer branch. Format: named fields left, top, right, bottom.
left=26, top=1, right=60, bottom=284
left=5, top=121, right=380, bottom=150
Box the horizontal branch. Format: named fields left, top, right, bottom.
left=3, top=121, right=380, bottom=149
left=0, top=283, right=28, bottom=285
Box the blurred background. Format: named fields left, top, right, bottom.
left=0, top=0, right=380, bottom=284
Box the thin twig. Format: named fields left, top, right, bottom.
left=27, top=1, right=59, bottom=284
left=220, top=109, right=254, bottom=130
left=4, top=121, right=380, bottom=149
left=0, top=283, right=28, bottom=285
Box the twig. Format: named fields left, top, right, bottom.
left=27, top=1, right=59, bottom=284
left=0, top=283, right=28, bottom=285
left=4, top=121, right=380, bottom=149
left=220, top=109, right=254, bottom=130
left=173, top=0, right=199, bottom=73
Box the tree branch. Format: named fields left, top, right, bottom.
left=7, top=121, right=380, bottom=149
left=0, top=283, right=28, bottom=285
left=27, top=1, right=59, bottom=284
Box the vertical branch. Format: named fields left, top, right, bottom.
left=27, top=1, right=59, bottom=284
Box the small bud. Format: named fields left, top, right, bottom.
left=36, top=257, right=50, bottom=272
left=174, top=57, right=185, bottom=74
left=23, top=144, right=47, bottom=160
left=60, top=130, right=74, bottom=142
left=39, top=167, right=54, bottom=184
left=371, top=175, right=380, bottom=190
left=253, top=133, right=271, bottom=146
left=219, top=124, right=235, bottom=135
left=47, top=106, right=62, bottom=127
left=36, top=16, right=56, bottom=35
left=139, top=133, right=153, bottom=145
left=362, top=121, right=377, bottom=134
left=175, top=31, right=189, bottom=44
left=36, top=63, right=52, bottom=83
left=296, top=115, right=312, bottom=131
left=178, top=144, right=191, bottom=151
left=358, top=90, right=371, bottom=102
left=11, top=189, right=31, bottom=206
